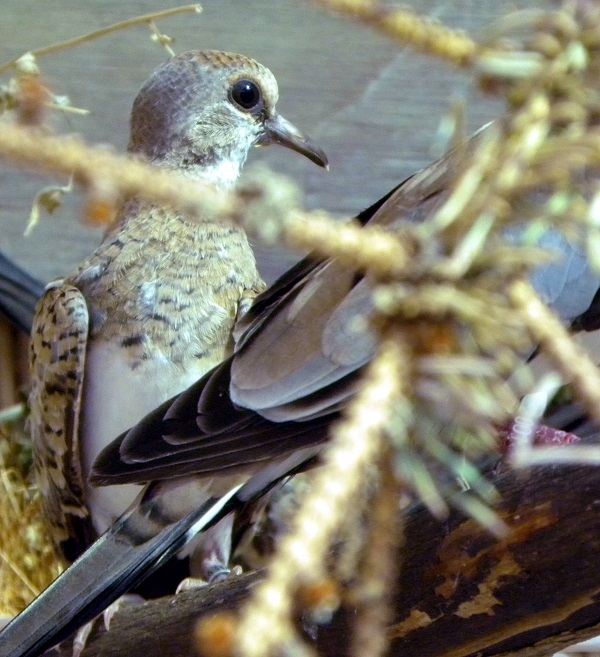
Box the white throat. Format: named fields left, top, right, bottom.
left=155, top=153, right=245, bottom=191
left=195, top=158, right=243, bottom=189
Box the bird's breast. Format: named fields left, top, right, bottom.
left=81, top=336, right=223, bottom=534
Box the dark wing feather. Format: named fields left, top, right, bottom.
left=92, top=359, right=333, bottom=485
left=0, top=251, right=45, bottom=333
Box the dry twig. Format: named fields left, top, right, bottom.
left=0, top=5, right=202, bottom=76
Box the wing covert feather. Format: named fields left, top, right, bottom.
left=29, top=283, right=93, bottom=558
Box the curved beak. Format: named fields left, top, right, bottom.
left=258, top=113, right=329, bottom=169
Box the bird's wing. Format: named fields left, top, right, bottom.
left=228, top=145, right=458, bottom=417
left=0, top=251, right=45, bottom=333
left=29, top=282, right=95, bottom=559
left=91, top=358, right=333, bottom=484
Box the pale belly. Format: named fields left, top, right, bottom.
left=81, top=339, right=219, bottom=535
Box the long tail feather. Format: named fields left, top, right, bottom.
left=0, top=450, right=316, bottom=657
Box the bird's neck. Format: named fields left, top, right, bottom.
left=165, top=157, right=243, bottom=190
left=131, top=140, right=254, bottom=191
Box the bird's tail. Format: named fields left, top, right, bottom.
left=0, top=449, right=317, bottom=657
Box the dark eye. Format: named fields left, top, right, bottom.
left=230, top=79, right=263, bottom=112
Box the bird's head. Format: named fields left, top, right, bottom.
left=128, top=50, right=328, bottom=188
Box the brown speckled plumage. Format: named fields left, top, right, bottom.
left=71, top=200, right=263, bottom=368
left=30, top=284, right=90, bottom=555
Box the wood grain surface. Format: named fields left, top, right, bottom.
left=0, top=0, right=542, bottom=284
left=48, top=464, right=600, bottom=657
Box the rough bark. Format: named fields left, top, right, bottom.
left=50, top=464, right=600, bottom=657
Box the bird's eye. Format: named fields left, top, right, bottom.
left=230, top=79, right=263, bottom=112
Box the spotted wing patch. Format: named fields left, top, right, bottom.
left=29, top=283, right=94, bottom=559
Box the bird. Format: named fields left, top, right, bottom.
left=26, top=49, right=327, bottom=575
left=4, top=120, right=600, bottom=657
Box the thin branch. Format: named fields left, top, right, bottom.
left=309, top=0, right=476, bottom=66
left=349, top=449, right=405, bottom=657
left=0, top=123, right=414, bottom=278
left=0, top=5, right=202, bottom=76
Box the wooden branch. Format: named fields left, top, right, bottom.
left=50, top=464, right=600, bottom=657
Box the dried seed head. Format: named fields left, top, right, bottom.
left=195, top=613, right=237, bottom=657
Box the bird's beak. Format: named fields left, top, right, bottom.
left=258, top=114, right=329, bottom=169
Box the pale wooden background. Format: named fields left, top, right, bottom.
left=0, top=0, right=543, bottom=286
